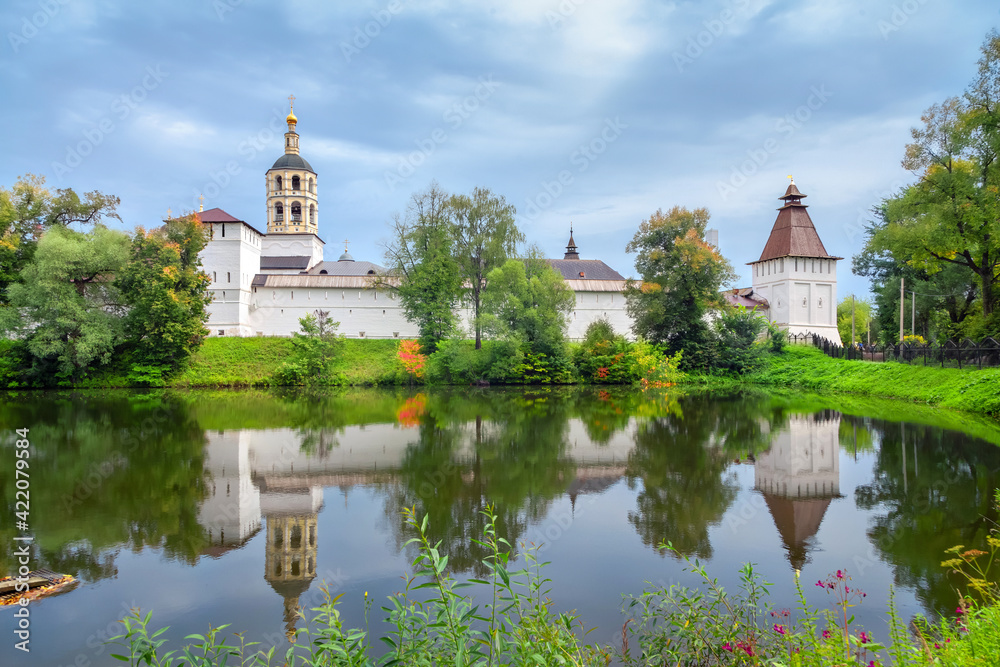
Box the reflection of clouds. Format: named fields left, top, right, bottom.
left=755, top=411, right=843, bottom=570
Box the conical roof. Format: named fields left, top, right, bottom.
left=753, top=182, right=842, bottom=263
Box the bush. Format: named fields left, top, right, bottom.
left=425, top=338, right=523, bottom=384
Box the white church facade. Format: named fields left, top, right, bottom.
left=193, top=103, right=840, bottom=342
left=194, top=104, right=633, bottom=340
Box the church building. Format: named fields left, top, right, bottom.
left=194, top=101, right=633, bottom=340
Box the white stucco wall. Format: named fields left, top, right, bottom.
left=751, top=256, right=839, bottom=341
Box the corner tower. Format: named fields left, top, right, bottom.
left=266, top=96, right=319, bottom=235
left=749, top=179, right=842, bottom=341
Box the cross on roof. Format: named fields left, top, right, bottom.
left=343, top=239, right=350, bottom=252
left=288, top=94, right=295, bottom=111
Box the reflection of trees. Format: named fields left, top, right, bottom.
left=384, top=389, right=579, bottom=576
left=854, top=420, right=1000, bottom=616
left=625, top=394, right=781, bottom=558
left=0, top=392, right=209, bottom=582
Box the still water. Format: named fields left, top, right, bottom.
left=2, top=387, right=999, bottom=665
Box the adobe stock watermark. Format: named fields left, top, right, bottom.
left=383, top=75, right=502, bottom=192
left=189, top=106, right=287, bottom=209
left=213, top=0, right=246, bottom=21
left=546, top=0, right=586, bottom=30
left=7, top=0, right=70, bottom=53
left=877, top=0, right=932, bottom=40
left=842, top=179, right=907, bottom=245
left=672, top=0, right=752, bottom=73
left=523, top=117, right=628, bottom=220
left=51, top=65, right=169, bottom=178
left=716, top=84, right=832, bottom=201
left=341, top=0, right=404, bottom=62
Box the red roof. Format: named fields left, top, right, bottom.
left=752, top=183, right=842, bottom=263
left=197, top=207, right=242, bottom=223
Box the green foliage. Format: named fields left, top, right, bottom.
left=754, top=344, right=1000, bottom=418
left=105, top=502, right=1000, bottom=667
left=0, top=224, right=130, bottom=382
left=711, top=305, right=770, bottom=375
left=383, top=183, right=463, bottom=354
left=836, top=295, right=874, bottom=346
left=447, top=186, right=524, bottom=349
left=424, top=338, right=523, bottom=384
left=0, top=174, right=120, bottom=304
left=116, top=215, right=213, bottom=369
left=856, top=32, right=1000, bottom=335
left=624, top=206, right=737, bottom=370
left=273, top=310, right=347, bottom=386
left=481, top=251, right=574, bottom=362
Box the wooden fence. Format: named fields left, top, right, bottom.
left=788, top=333, right=1000, bottom=370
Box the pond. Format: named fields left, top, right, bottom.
left=2, top=387, right=999, bottom=665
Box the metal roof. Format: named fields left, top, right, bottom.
left=260, top=255, right=311, bottom=270
left=562, top=279, right=627, bottom=292
left=753, top=184, right=842, bottom=263
left=270, top=153, right=315, bottom=173
left=252, top=274, right=395, bottom=289
left=304, top=260, right=386, bottom=276
left=546, top=259, right=625, bottom=281
left=196, top=207, right=265, bottom=236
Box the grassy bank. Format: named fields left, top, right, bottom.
left=749, top=345, right=1000, bottom=419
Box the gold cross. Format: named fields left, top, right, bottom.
left=167, top=207, right=172, bottom=218
left=343, top=239, right=350, bottom=252
left=198, top=194, right=204, bottom=212
left=288, top=94, right=295, bottom=111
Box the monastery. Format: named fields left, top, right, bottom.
left=194, top=101, right=841, bottom=342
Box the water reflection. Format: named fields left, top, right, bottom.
left=3, top=386, right=1000, bottom=655
left=754, top=411, right=842, bottom=570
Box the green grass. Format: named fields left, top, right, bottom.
left=171, top=337, right=296, bottom=387
left=748, top=345, right=1000, bottom=419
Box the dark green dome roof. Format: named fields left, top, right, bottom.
left=270, top=154, right=315, bottom=173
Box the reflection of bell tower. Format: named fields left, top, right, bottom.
left=755, top=411, right=842, bottom=570
left=262, top=485, right=323, bottom=641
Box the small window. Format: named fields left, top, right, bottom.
left=319, top=269, right=328, bottom=274
left=227, top=272, right=231, bottom=283
left=292, top=175, right=301, bottom=191
left=218, top=329, right=225, bottom=336
left=220, top=224, right=225, bottom=237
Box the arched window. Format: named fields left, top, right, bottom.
left=309, top=204, right=315, bottom=224
left=308, top=177, right=314, bottom=193
left=275, top=175, right=282, bottom=191
left=274, top=202, right=283, bottom=221
left=292, top=175, right=301, bottom=191
left=291, top=202, right=302, bottom=222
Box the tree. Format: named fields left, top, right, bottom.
left=711, top=304, right=769, bottom=374
left=624, top=206, right=737, bottom=369
left=865, top=32, right=1000, bottom=336
left=0, top=174, right=120, bottom=304
left=0, top=225, right=130, bottom=381
left=115, top=214, right=213, bottom=368
left=480, top=247, right=575, bottom=360
left=382, top=183, right=463, bottom=353
left=274, top=310, right=345, bottom=385
left=836, top=295, right=874, bottom=346
left=447, top=187, right=523, bottom=349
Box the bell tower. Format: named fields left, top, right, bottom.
left=266, top=95, right=319, bottom=235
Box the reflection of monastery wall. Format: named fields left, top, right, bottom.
left=198, top=418, right=640, bottom=546
left=198, top=430, right=261, bottom=547
left=754, top=413, right=840, bottom=498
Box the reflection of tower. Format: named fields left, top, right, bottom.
left=755, top=411, right=841, bottom=570
left=262, top=485, right=323, bottom=641
left=198, top=431, right=262, bottom=556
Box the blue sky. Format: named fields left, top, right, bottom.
left=2, top=0, right=998, bottom=299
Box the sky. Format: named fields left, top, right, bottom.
left=2, top=0, right=998, bottom=300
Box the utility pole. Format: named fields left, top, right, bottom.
left=851, top=294, right=856, bottom=346
left=899, top=278, right=905, bottom=342
left=911, top=291, right=916, bottom=338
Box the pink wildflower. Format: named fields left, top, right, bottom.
left=859, top=631, right=870, bottom=644
left=722, top=642, right=733, bottom=652
left=822, top=630, right=832, bottom=639
left=773, top=624, right=786, bottom=635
